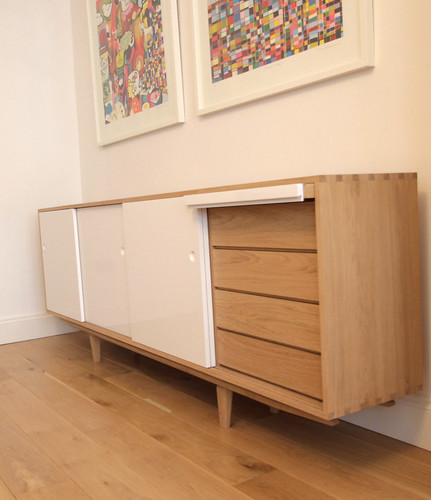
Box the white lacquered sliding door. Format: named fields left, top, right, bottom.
left=39, top=209, right=85, bottom=322
left=77, top=205, right=131, bottom=337
left=123, top=198, right=215, bottom=367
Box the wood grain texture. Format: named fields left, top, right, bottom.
left=235, top=469, right=335, bottom=500
left=254, top=412, right=431, bottom=499
left=1, top=333, right=429, bottom=499
left=0, top=478, right=16, bottom=500
left=216, top=386, right=233, bottom=428
left=89, top=335, right=101, bottom=363
left=38, top=173, right=423, bottom=426
left=213, top=289, right=321, bottom=352
left=211, top=249, right=319, bottom=302
left=0, top=407, right=66, bottom=496
left=209, top=366, right=325, bottom=417
left=60, top=320, right=327, bottom=419
left=208, top=202, right=317, bottom=250
left=316, top=173, right=423, bottom=418
left=16, top=480, right=91, bottom=499
left=216, top=329, right=323, bottom=400
left=38, top=178, right=317, bottom=212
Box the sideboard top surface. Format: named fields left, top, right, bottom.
left=39, top=172, right=418, bottom=212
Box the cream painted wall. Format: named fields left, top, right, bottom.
left=71, top=1, right=431, bottom=448
left=0, top=1, right=82, bottom=342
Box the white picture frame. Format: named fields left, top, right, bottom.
left=192, top=0, right=374, bottom=115
left=87, top=0, right=184, bottom=146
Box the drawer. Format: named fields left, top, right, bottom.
left=213, top=289, right=320, bottom=352
left=216, top=329, right=323, bottom=400
left=211, top=249, right=319, bottom=302
left=208, top=202, right=316, bottom=250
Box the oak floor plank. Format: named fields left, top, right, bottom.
left=0, top=376, right=87, bottom=435
left=0, top=407, right=66, bottom=496
left=335, top=420, right=431, bottom=466
left=101, top=345, right=431, bottom=498
left=31, top=425, right=249, bottom=500
left=62, top=371, right=182, bottom=433
left=106, top=370, right=222, bottom=430
left=147, top=419, right=275, bottom=486
left=68, top=332, right=269, bottom=419
left=29, top=425, right=114, bottom=468
left=16, top=480, right=91, bottom=500
left=106, top=370, right=275, bottom=484
left=69, top=371, right=274, bottom=486
left=235, top=469, right=336, bottom=500
left=16, top=336, right=133, bottom=381
left=2, top=389, right=176, bottom=499
left=8, top=343, right=269, bottom=490
left=1, top=333, right=430, bottom=500
left=0, top=366, right=9, bottom=382
left=63, top=335, right=431, bottom=498
left=0, top=376, right=134, bottom=477
left=33, top=342, right=267, bottom=489
left=4, top=363, right=127, bottom=433
left=106, top=368, right=430, bottom=498
left=87, top=421, right=163, bottom=454
left=0, top=371, right=247, bottom=499
left=0, top=477, right=15, bottom=500
left=257, top=413, right=431, bottom=495
left=89, top=425, right=253, bottom=499
left=171, top=408, right=428, bottom=500
left=106, top=368, right=268, bottom=424
left=59, top=459, right=160, bottom=500
left=0, top=350, right=36, bottom=373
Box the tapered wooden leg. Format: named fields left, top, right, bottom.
left=89, top=334, right=101, bottom=363
left=217, top=386, right=233, bottom=428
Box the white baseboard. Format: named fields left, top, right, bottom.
left=342, top=392, right=431, bottom=451
left=0, top=313, right=77, bottom=345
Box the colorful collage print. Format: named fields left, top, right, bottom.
left=96, top=0, right=167, bottom=124
left=207, top=0, right=344, bottom=83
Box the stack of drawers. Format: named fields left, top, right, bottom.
left=208, top=202, right=323, bottom=401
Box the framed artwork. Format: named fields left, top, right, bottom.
left=192, top=0, right=374, bottom=114
left=87, top=0, right=184, bottom=146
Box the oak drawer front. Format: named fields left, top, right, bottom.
left=214, top=290, right=320, bottom=352
left=216, top=329, right=323, bottom=400
left=208, top=202, right=316, bottom=250
left=211, top=249, right=318, bottom=302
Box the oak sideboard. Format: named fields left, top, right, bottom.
left=38, top=173, right=423, bottom=427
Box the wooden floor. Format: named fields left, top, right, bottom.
left=0, top=333, right=430, bottom=499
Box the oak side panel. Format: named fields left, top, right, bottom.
left=216, top=329, right=323, bottom=400
left=208, top=202, right=317, bottom=250
left=316, top=174, right=423, bottom=418
left=211, top=250, right=319, bottom=302
left=214, top=289, right=320, bottom=352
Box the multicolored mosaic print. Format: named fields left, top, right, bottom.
left=95, top=0, right=167, bottom=124
left=207, top=0, right=343, bottom=83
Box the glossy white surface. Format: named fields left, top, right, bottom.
left=39, top=210, right=85, bottom=322
left=183, top=183, right=304, bottom=208
left=123, top=198, right=214, bottom=367
left=77, top=205, right=131, bottom=336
